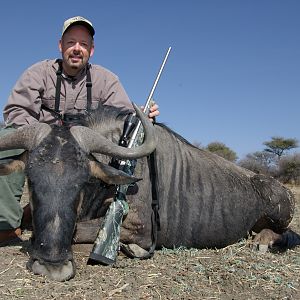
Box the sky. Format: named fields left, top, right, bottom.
left=0, top=0, right=299, bottom=159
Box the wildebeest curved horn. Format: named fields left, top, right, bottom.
left=0, top=123, right=52, bottom=151
left=70, top=103, right=157, bottom=159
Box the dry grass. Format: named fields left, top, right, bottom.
left=0, top=186, right=299, bottom=299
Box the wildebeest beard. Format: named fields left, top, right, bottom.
left=27, top=125, right=90, bottom=265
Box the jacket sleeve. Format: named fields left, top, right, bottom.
left=3, top=63, right=45, bottom=127
left=97, top=67, right=134, bottom=112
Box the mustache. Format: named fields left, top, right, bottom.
left=69, top=54, right=83, bottom=59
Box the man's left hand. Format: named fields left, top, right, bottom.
left=148, top=103, right=159, bottom=121
left=141, top=103, right=159, bottom=122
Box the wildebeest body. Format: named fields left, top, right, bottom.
left=0, top=104, right=297, bottom=281
left=109, top=124, right=294, bottom=250
left=73, top=107, right=294, bottom=253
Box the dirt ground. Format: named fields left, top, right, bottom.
left=0, top=186, right=300, bottom=300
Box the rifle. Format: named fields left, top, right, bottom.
left=88, top=47, right=172, bottom=265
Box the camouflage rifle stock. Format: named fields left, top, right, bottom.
left=88, top=47, right=172, bottom=265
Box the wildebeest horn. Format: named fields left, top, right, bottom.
left=0, top=123, right=52, bottom=151
left=70, top=103, right=157, bottom=159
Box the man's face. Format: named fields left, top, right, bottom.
left=59, top=25, right=94, bottom=76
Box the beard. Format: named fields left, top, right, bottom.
left=62, top=54, right=89, bottom=75
left=68, top=56, right=84, bottom=68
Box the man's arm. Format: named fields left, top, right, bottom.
left=3, top=64, right=44, bottom=127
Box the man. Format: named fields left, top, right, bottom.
left=0, top=16, right=159, bottom=243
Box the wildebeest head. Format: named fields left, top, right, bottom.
left=0, top=104, right=156, bottom=281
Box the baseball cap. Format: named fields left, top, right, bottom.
left=62, top=16, right=95, bottom=37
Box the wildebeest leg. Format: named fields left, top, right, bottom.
left=250, top=174, right=300, bottom=251
left=252, top=228, right=300, bottom=253
left=120, top=243, right=152, bottom=258
left=74, top=181, right=152, bottom=256
left=73, top=217, right=152, bottom=259
left=73, top=218, right=152, bottom=258
left=73, top=219, right=102, bottom=243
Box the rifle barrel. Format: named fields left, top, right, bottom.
left=143, top=46, right=172, bottom=114
left=128, top=47, right=172, bottom=148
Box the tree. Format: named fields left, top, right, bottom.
left=263, top=137, right=299, bottom=160
left=238, top=151, right=276, bottom=175
left=206, top=142, right=237, bottom=162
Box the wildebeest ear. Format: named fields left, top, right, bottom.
left=89, top=160, right=141, bottom=185
left=0, top=152, right=27, bottom=175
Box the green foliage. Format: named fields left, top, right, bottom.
left=193, top=136, right=300, bottom=185
left=239, top=137, right=300, bottom=184
left=263, top=137, right=299, bottom=159
left=206, top=142, right=238, bottom=162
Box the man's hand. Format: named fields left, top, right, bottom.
left=148, top=103, right=159, bottom=121
left=141, top=102, right=159, bottom=122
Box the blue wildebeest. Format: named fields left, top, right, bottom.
left=0, top=103, right=299, bottom=281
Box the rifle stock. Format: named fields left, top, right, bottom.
left=88, top=198, right=129, bottom=265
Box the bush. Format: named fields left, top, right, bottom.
left=206, top=142, right=237, bottom=162
left=276, top=153, right=300, bottom=184
left=238, top=151, right=276, bottom=176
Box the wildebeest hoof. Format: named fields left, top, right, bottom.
left=257, top=244, right=268, bottom=253
left=120, top=243, right=150, bottom=258
left=251, top=241, right=269, bottom=253
left=252, top=229, right=282, bottom=253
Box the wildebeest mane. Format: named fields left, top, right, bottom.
left=85, top=103, right=199, bottom=150
left=84, top=103, right=133, bottom=129
left=155, top=122, right=199, bottom=150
